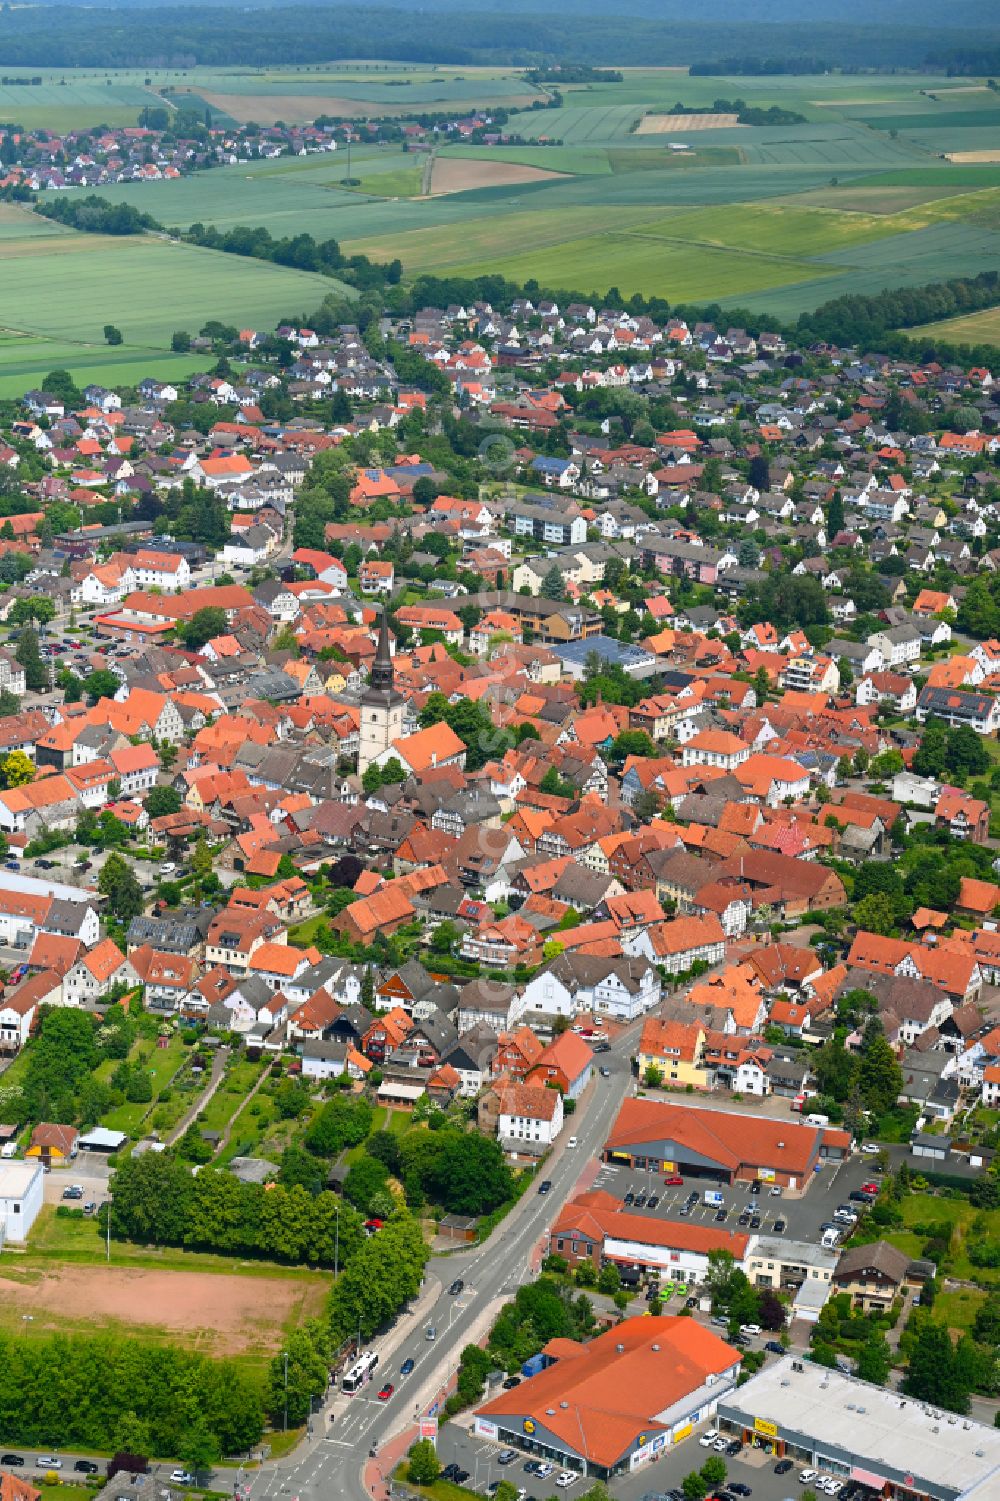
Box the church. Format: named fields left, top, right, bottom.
left=357, top=608, right=406, bottom=774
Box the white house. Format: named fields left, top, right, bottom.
left=497, top=1081, right=563, bottom=1155
left=0, top=1160, right=44, bottom=1241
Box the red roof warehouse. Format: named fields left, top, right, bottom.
left=603, top=1098, right=849, bottom=1189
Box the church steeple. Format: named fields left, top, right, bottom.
left=370, top=607, right=394, bottom=692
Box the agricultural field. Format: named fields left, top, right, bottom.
left=12, top=65, right=1000, bottom=362
left=912, top=304, right=1000, bottom=345
left=0, top=203, right=343, bottom=394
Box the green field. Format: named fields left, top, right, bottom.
left=913, top=304, right=1000, bottom=344
left=9, top=64, right=1000, bottom=371
left=0, top=203, right=349, bottom=392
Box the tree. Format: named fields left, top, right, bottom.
left=343, top=1154, right=389, bottom=1213
left=144, top=785, right=181, bottom=818
left=753, top=665, right=770, bottom=704
left=111, top=1411, right=151, bottom=1458
left=858, top=1031, right=903, bottom=1116
left=913, top=717, right=948, bottom=779
left=181, top=607, right=228, bottom=651
left=407, top=1439, right=441, bottom=1486
left=178, top=1416, right=221, bottom=1477
left=945, top=724, right=989, bottom=780
left=681, top=1472, right=707, bottom=1501
left=10, top=596, right=56, bottom=628
left=104, top=324, right=123, bottom=345
left=98, top=852, right=144, bottom=921
left=855, top=1328, right=892, bottom=1386
left=700, top=1456, right=727, bottom=1487
left=1, top=750, right=34, bottom=788
left=854, top=891, right=896, bottom=936
left=84, top=667, right=119, bottom=702
left=191, top=835, right=214, bottom=884
left=171, top=330, right=191, bottom=353
left=903, top=1320, right=972, bottom=1413
left=758, top=1289, right=786, bottom=1331
left=541, top=565, right=566, bottom=601
left=15, top=625, right=46, bottom=692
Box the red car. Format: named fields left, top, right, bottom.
left=862, top=1181, right=879, bottom=1195
left=378, top=1383, right=394, bottom=1401
left=664, top=1175, right=684, bottom=1186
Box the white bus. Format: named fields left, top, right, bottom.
left=342, top=1349, right=379, bottom=1394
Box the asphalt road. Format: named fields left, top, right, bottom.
left=242, top=1035, right=639, bottom=1501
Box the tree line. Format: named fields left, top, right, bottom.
left=0, top=1329, right=263, bottom=1457
left=37, top=193, right=162, bottom=235
left=185, top=221, right=402, bottom=293
left=108, top=1152, right=369, bottom=1268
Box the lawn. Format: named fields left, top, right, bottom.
left=932, top=1288, right=986, bottom=1335
left=197, top=1059, right=268, bottom=1139
left=97, top=1031, right=189, bottom=1136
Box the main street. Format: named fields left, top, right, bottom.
left=245, top=1032, right=638, bottom=1501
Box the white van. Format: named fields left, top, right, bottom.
left=807, top=1112, right=830, bottom=1128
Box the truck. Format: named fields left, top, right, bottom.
left=703, top=1189, right=724, bottom=1207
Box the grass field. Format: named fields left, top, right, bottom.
left=0, top=203, right=348, bottom=392
left=913, top=304, right=1000, bottom=344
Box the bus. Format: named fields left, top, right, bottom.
left=342, top=1350, right=379, bottom=1394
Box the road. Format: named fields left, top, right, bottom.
left=243, top=1034, right=638, bottom=1501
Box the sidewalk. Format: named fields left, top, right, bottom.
left=364, top=1294, right=509, bottom=1501
left=166, top=1045, right=230, bottom=1146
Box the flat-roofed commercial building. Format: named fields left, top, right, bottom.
left=717, top=1354, right=1000, bottom=1500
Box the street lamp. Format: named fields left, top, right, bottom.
left=282, top=1350, right=289, bottom=1432
left=106, top=1193, right=113, bottom=1263
left=21, top=1314, right=33, bottom=1336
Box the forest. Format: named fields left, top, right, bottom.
left=0, top=5, right=988, bottom=69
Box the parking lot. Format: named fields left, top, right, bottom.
left=436, top=1418, right=858, bottom=1501
left=588, top=1152, right=882, bottom=1251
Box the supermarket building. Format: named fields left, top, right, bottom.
left=717, top=1355, right=1000, bottom=1501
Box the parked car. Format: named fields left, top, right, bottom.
left=773, top=1218, right=786, bottom=1233
left=451, top=1470, right=469, bottom=1485
left=770, top=1185, right=782, bottom=1197
left=726, top=1439, right=742, bottom=1456
left=664, top=1175, right=684, bottom=1186
left=774, top=1459, right=793, bottom=1475
left=624, top=1190, right=635, bottom=1206
left=534, top=1464, right=554, bottom=1479
left=633, top=1190, right=647, bottom=1208
left=169, top=1473, right=194, bottom=1486
left=765, top=1340, right=785, bottom=1354
left=62, top=1186, right=83, bottom=1200
left=647, top=1193, right=660, bottom=1209
left=496, top=1450, right=517, bottom=1467
left=861, top=1181, right=879, bottom=1194
left=860, top=1142, right=881, bottom=1155
left=729, top=1483, right=751, bottom=1496
left=555, top=1474, right=578, bottom=1489
left=83, top=1202, right=96, bottom=1215
left=698, top=1430, right=719, bottom=1448
left=715, top=1208, right=726, bottom=1222
left=440, top=1465, right=460, bottom=1481
left=599, top=1067, right=610, bottom=1077
left=798, top=1471, right=818, bottom=1485
left=502, top=1375, right=521, bottom=1389
left=750, top=1181, right=761, bottom=1194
